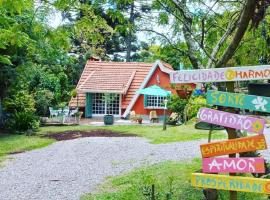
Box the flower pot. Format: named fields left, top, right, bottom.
left=40, top=117, right=48, bottom=124
left=104, top=115, right=114, bottom=125
left=137, top=118, right=142, bottom=124
left=248, top=83, right=270, bottom=97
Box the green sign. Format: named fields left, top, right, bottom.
left=207, top=90, right=270, bottom=113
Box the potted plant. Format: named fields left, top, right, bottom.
left=71, top=89, right=79, bottom=108
left=137, top=115, right=143, bottom=124
left=75, top=111, right=83, bottom=125
left=103, top=94, right=116, bottom=125
left=57, top=102, right=67, bottom=124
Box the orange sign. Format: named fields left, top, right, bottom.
left=200, top=134, right=267, bottom=158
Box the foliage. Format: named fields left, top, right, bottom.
left=3, top=90, right=39, bottom=132
left=167, top=95, right=187, bottom=118
left=3, top=91, right=36, bottom=114
left=5, top=112, right=40, bottom=132
left=0, top=0, right=114, bottom=131
left=34, top=89, right=54, bottom=116
left=81, top=159, right=266, bottom=200
left=135, top=44, right=193, bottom=69
left=185, top=96, right=208, bottom=120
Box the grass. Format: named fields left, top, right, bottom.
left=0, top=133, right=54, bottom=159
left=38, top=120, right=226, bottom=144
left=81, top=159, right=268, bottom=200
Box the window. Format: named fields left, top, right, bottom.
left=92, top=93, right=120, bottom=115
left=146, top=95, right=166, bottom=108
left=107, top=94, right=120, bottom=115
left=92, top=93, right=105, bottom=114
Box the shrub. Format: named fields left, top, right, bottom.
left=3, top=90, right=39, bottom=132
left=6, top=112, right=40, bottom=132
left=185, top=96, right=208, bottom=120
left=34, top=89, right=53, bottom=116
left=3, top=90, right=36, bottom=113
left=167, top=95, right=188, bottom=119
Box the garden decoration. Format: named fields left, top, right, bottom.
left=170, top=65, right=270, bottom=200
left=197, top=108, right=266, bottom=134
left=170, top=65, right=270, bottom=84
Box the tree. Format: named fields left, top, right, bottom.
left=148, top=0, right=268, bottom=69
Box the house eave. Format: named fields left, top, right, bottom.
left=77, top=89, right=125, bottom=94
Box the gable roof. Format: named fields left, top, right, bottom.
left=69, top=60, right=174, bottom=116
left=122, top=60, right=174, bottom=118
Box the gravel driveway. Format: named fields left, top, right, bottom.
left=1, top=128, right=270, bottom=200
left=0, top=137, right=206, bottom=200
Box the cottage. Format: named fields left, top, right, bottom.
left=69, top=60, right=193, bottom=119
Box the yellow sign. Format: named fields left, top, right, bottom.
left=192, top=173, right=270, bottom=194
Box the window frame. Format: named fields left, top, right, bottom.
left=92, top=93, right=121, bottom=116
left=145, top=95, right=166, bottom=109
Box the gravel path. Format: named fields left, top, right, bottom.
left=0, top=137, right=206, bottom=200
left=1, top=128, right=270, bottom=200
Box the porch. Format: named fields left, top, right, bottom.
left=79, top=118, right=163, bottom=126
left=43, top=116, right=163, bottom=126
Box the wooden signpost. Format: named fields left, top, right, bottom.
left=200, top=134, right=267, bottom=158
left=191, top=173, right=270, bottom=194
left=207, top=90, right=270, bottom=113
left=170, top=65, right=270, bottom=83
left=202, top=158, right=265, bottom=173
left=198, top=108, right=266, bottom=134
left=169, top=65, right=270, bottom=199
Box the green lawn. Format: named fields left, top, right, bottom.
left=38, top=121, right=226, bottom=144
left=0, top=134, right=54, bottom=158
left=81, top=159, right=267, bottom=200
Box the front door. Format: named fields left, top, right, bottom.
left=85, top=93, right=93, bottom=118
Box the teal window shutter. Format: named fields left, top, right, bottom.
left=85, top=93, right=93, bottom=118
left=144, top=95, right=148, bottom=108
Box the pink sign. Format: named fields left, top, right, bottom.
left=197, top=108, right=266, bottom=134
left=203, top=158, right=265, bottom=173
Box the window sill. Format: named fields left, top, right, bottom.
left=145, top=107, right=165, bottom=109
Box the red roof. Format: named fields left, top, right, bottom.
left=69, top=60, right=174, bottom=109
left=79, top=69, right=136, bottom=93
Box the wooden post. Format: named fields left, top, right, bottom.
left=208, top=124, right=213, bottom=143
left=151, top=184, right=155, bottom=200
left=226, top=81, right=237, bottom=200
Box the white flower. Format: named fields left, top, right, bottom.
left=252, top=97, right=268, bottom=111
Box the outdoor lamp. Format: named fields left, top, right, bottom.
left=163, top=99, right=168, bottom=131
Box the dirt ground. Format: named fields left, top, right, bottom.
left=44, top=130, right=137, bottom=141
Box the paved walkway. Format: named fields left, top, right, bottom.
left=0, top=127, right=270, bottom=200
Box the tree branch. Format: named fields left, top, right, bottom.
left=216, top=0, right=257, bottom=68
left=170, top=0, right=202, bottom=69
left=138, top=28, right=187, bottom=56
left=206, top=12, right=240, bottom=68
